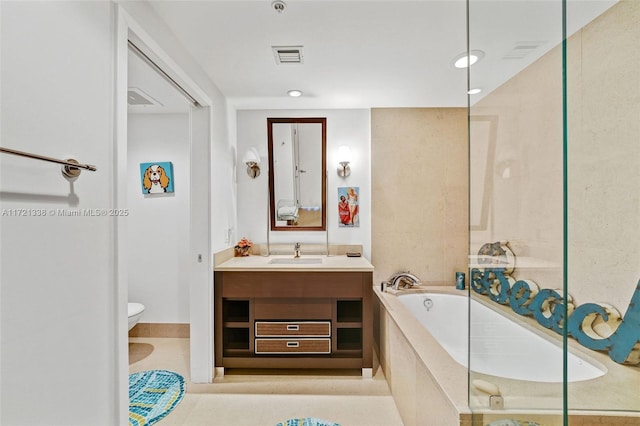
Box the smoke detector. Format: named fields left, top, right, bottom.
left=271, top=0, right=286, bottom=13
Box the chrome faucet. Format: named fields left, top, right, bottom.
left=383, top=271, right=422, bottom=291
left=294, top=242, right=301, bottom=258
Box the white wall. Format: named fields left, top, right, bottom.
left=0, top=2, right=119, bottom=424
left=297, top=123, right=323, bottom=208
left=0, top=1, right=236, bottom=422
left=272, top=124, right=295, bottom=206
left=236, top=109, right=372, bottom=258
left=127, top=113, right=190, bottom=323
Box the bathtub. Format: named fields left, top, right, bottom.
left=374, top=286, right=639, bottom=424
left=396, top=292, right=605, bottom=382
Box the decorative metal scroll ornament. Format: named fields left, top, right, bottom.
left=471, top=241, right=640, bottom=365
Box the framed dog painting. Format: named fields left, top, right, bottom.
left=140, top=162, right=174, bottom=194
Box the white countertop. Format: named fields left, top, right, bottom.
left=214, top=254, right=374, bottom=272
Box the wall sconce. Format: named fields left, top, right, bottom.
left=336, top=145, right=352, bottom=177
left=243, top=148, right=261, bottom=178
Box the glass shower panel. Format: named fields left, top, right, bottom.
left=468, top=1, right=565, bottom=424
left=565, top=0, right=640, bottom=418
left=469, top=0, right=640, bottom=423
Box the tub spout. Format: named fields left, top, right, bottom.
left=384, top=271, right=422, bottom=291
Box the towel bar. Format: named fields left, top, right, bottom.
left=0, top=146, right=96, bottom=181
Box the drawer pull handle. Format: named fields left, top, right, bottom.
left=287, top=325, right=300, bottom=331
left=286, top=341, right=300, bottom=348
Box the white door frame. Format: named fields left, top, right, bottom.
left=115, top=6, right=214, bottom=424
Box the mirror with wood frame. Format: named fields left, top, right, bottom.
left=268, top=117, right=326, bottom=231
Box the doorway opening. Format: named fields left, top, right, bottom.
left=126, top=41, right=193, bottom=347
left=116, top=9, right=214, bottom=423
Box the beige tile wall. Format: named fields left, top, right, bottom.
left=565, top=0, right=640, bottom=314
left=469, top=0, right=640, bottom=315
left=371, top=108, right=469, bottom=288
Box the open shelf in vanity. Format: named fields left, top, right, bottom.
left=214, top=268, right=373, bottom=372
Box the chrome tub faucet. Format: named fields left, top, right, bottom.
left=382, top=271, right=422, bottom=291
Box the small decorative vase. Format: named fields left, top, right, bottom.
left=235, top=247, right=251, bottom=257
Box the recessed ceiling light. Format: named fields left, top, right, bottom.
left=287, top=89, right=302, bottom=97
left=468, top=88, right=482, bottom=95
left=453, top=50, right=485, bottom=68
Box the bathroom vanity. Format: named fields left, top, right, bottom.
left=213, top=254, right=374, bottom=375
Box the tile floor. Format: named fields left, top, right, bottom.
left=129, top=337, right=404, bottom=426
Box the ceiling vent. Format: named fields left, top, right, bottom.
left=502, top=41, right=546, bottom=60
left=127, top=87, right=163, bottom=106
left=272, top=46, right=304, bottom=64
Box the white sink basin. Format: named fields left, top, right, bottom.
left=268, top=257, right=323, bottom=265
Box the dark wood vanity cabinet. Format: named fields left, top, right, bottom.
left=214, top=271, right=373, bottom=371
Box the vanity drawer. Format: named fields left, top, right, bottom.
left=255, top=321, right=331, bottom=337
left=254, top=298, right=331, bottom=319
left=255, top=338, right=331, bottom=354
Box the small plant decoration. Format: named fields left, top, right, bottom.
left=234, top=237, right=253, bottom=257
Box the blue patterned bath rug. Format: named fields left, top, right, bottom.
left=129, top=369, right=185, bottom=426
left=275, top=418, right=341, bottom=426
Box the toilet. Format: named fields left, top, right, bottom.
left=128, top=302, right=145, bottom=331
